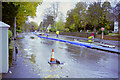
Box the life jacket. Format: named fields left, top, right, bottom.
left=56, top=31, right=59, bottom=35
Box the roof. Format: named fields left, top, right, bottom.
left=0, top=21, right=10, bottom=28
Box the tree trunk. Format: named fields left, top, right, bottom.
left=93, top=24, right=96, bottom=32
left=84, top=26, right=86, bottom=31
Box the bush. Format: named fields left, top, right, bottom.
left=59, top=30, right=64, bottom=32
left=51, top=27, right=56, bottom=32
left=98, top=28, right=108, bottom=35
left=64, top=28, right=70, bottom=32
left=16, top=29, right=22, bottom=33
left=49, top=29, right=52, bottom=32
left=42, top=27, right=45, bottom=31
left=49, top=28, right=56, bottom=32
left=8, top=30, right=12, bottom=39
left=69, top=24, right=75, bottom=32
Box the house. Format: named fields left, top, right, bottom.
left=114, top=21, right=118, bottom=33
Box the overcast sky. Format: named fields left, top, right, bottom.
left=28, top=0, right=119, bottom=26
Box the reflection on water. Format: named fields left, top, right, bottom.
left=63, top=37, right=74, bottom=41
left=9, top=49, right=13, bottom=67
left=40, top=39, right=54, bottom=46
left=65, top=43, right=113, bottom=63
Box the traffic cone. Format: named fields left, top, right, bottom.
left=50, top=49, right=55, bottom=62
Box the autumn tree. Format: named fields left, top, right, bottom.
left=56, top=20, right=64, bottom=31
left=65, top=2, right=87, bottom=32
left=2, top=2, right=42, bottom=31
left=21, top=22, right=31, bottom=32
left=87, top=1, right=114, bottom=33
left=87, top=2, right=103, bottom=32
left=101, top=1, right=113, bottom=30
left=30, top=21, right=38, bottom=31
left=65, top=9, right=75, bottom=31
left=74, top=2, right=87, bottom=31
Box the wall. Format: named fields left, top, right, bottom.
left=50, top=32, right=120, bottom=41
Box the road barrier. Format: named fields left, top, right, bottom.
left=34, top=32, right=92, bottom=48
left=33, top=32, right=120, bottom=53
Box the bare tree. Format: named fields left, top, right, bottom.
left=42, top=2, right=60, bottom=30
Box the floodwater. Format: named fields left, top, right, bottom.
left=16, top=32, right=118, bottom=78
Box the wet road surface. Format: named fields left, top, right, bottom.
left=3, top=32, right=119, bottom=78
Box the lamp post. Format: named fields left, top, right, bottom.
left=14, top=4, right=16, bottom=40
left=14, top=17, right=16, bottom=40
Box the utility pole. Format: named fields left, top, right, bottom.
left=14, top=17, right=16, bottom=40
left=14, top=4, right=16, bottom=40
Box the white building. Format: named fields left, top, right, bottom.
left=0, top=21, right=10, bottom=73
left=114, top=21, right=118, bottom=32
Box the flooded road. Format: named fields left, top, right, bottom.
left=16, top=32, right=118, bottom=78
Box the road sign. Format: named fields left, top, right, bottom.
left=101, top=27, right=104, bottom=39
left=101, top=27, right=104, bottom=31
